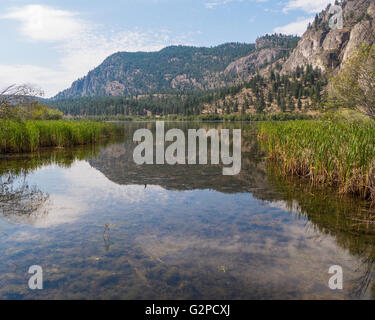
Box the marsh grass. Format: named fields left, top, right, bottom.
left=258, top=120, right=375, bottom=201
left=0, top=120, right=119, bottom=153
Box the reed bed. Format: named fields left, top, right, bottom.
left=258, top=120, right=375, bottom=201
left=0, top=120, right=119, bottom=153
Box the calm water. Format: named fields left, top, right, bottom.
left=0, top=122, right=375, bottom=300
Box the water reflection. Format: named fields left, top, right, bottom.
left=266, top=167, right=375, bottom=299
left=0, top=122, right=374, bottom=299
left=0, top=172, right=49, bottom=225
left=0, top=145, right=101, bottom=227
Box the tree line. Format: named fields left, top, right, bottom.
left=50, top=63, right=326, bottom=117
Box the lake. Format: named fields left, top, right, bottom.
left=0, top=122, right=374, bottom=300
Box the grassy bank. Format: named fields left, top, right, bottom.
left=258, top=120, right=375, bottom=201
left=0, top=120, right=119, bottom=153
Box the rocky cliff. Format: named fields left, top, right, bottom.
left=282, top=0, right=375, bottom=74
left=224, top=35, right=299, bottom=77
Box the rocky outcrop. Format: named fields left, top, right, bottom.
left=225, top=47, right=285, bottom=76
left=342, top=4, right=375, bottom=61
left=282, top=0, right=375, bottom=74
left=225, top=35, right=299, bottom=77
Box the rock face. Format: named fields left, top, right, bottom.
left=282, top=0, right=375, bottom=74
left=225, top=47, right=284, bottom=76
left=225, top=35, right=299, bottom=77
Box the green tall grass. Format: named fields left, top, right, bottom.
left=258, top=120, right=375, bottom=201
left=0, top=120, right=119, bottom=153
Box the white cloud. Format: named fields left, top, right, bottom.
left=283, top=0, right=335, bottom=14
left=1, top=5, right=88, bottom=42
left=0, top=64, right=65, bottom=97
left=274, top=16, right=314, bottom=36
left=0, top=5, right=186, bottom=97
left=276, top=0, right=336, bottom=36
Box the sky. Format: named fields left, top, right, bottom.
left=0, top=0, right=335, bottom=97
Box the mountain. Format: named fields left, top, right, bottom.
left=52, top=0, right=375, bottom=117
left=282, top=0, right=375, bottom=74
left=53, top=34, right=299, bottom=100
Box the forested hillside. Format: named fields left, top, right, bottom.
left=51, top=64, right=325, bottom=117
left=53, top=34, right=300, bottom=99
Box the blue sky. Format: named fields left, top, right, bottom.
left=0, top=0, right=335, bottom=97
